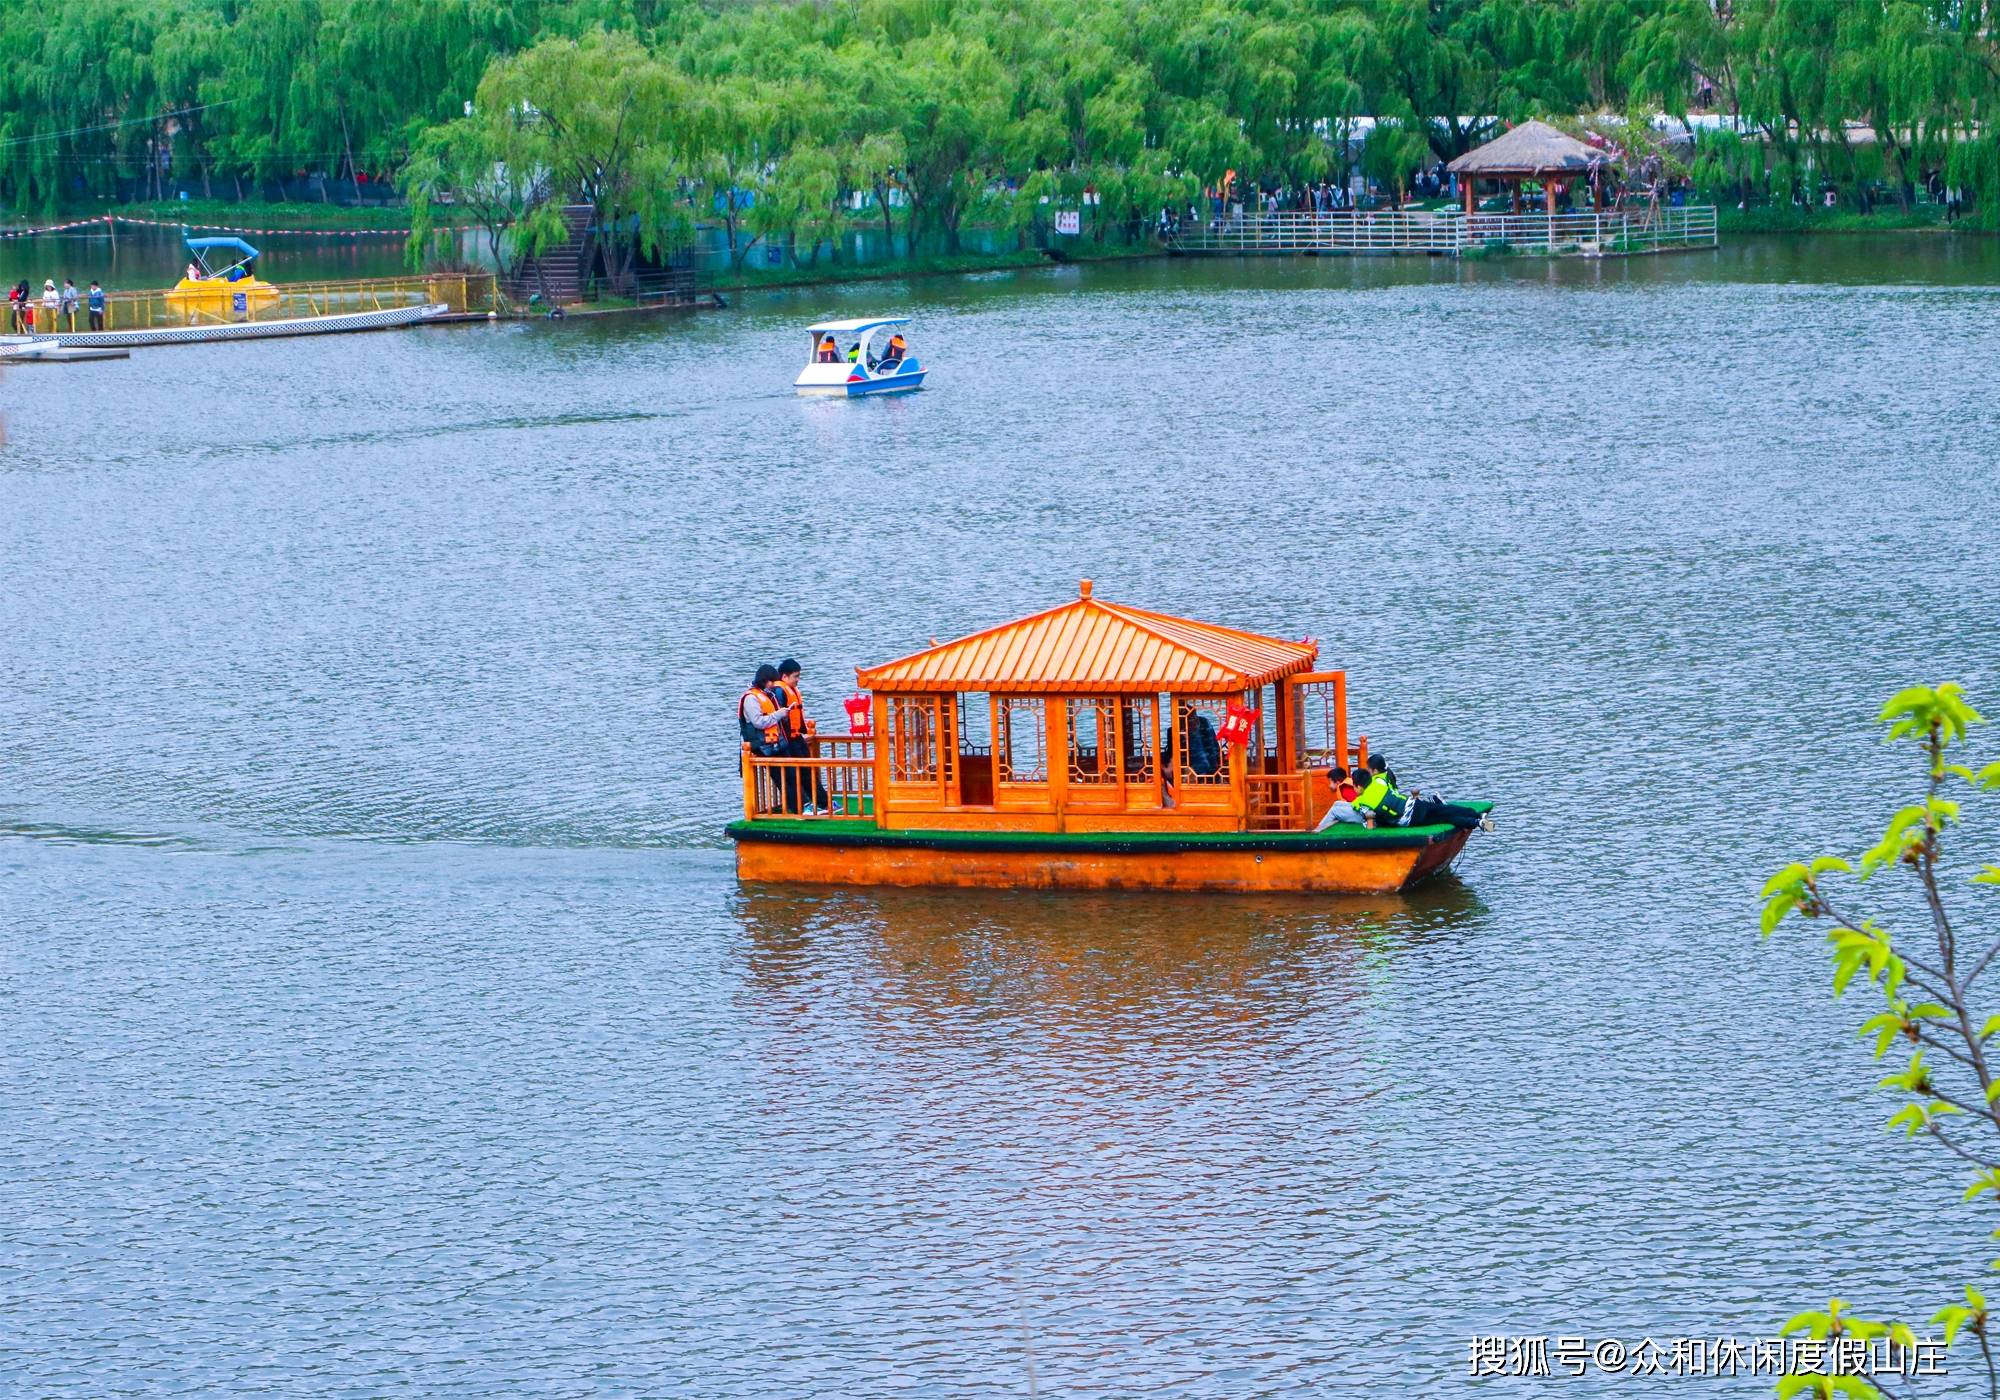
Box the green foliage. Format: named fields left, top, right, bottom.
left=1765, top=686, right=2000, bottom=1397
left=14, top=0, right=2000, bottom=241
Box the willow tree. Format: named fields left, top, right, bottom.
left=892, top=31, right=1011, bottom=253
left=472, top=29, right=696, bottom=289
left=400, top=102, right=546, bottom=278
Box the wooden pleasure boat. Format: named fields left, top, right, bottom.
left=727, top=582, right=1490, bottom=894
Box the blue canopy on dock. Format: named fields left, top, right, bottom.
left=185, top=235, right=260, bottom=261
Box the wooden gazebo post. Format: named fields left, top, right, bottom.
left=1446, top=120, right=1612, bottom=243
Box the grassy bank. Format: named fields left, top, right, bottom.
left=1715, top=204, right=1967, bottom=235
left=701, top=242, right=1160, bottom=293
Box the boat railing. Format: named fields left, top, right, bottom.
left=1246, top=772, right=1312, bottom=832
left=56, top=272, right=496, bottom=334
left=742, top=743, right=877, bottom=821
left=811, top=733, right=875, bottom=761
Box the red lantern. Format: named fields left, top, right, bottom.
left=843, top=693, right=874, bottom=736
left=1219, top=700, right=1259, bottom=749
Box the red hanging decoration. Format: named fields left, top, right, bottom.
left=843, top=693, right=874, bottom=736
left=1219, top=700, right=1259, bottom=748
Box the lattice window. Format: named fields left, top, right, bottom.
left=1290, top=673, right=1347, bottom=770
left=1067, top=698, right=1119, bottom=785
left=958, top=692, right=993, bottom=758
left=1121, top=697, right=1157, bottom=789
left=998, top=697, right=1048, bottom=784
left=889, top=696, right=941, bottom=784
left=1173, top=697, right=1231, bottom=787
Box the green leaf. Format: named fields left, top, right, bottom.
left=1860, top=1012, right=1903, bottom=1058
left=1781, top=1309, right=1827, bottom=1337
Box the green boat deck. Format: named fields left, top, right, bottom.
left=728, top=801, right=1490, bottom=855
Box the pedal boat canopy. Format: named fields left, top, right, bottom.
left=167, top=233, right=279, bottom=317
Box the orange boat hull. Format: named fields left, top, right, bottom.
left=729, top=823, right=1472, bottom=894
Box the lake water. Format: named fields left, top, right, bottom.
left=6, top=237, right=2000, bottom=1395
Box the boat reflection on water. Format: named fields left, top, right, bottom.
left=730, top=878, right=1489, bottom=1038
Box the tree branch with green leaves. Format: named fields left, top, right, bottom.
left=1764, top=684, right=2000, bottom=1399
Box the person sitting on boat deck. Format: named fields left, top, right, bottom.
left=816, top=334, right=840, bottom=363
left=774, top=658, right=827, bottom=816
left=846, top=341, right=861, bottom=364
left=1314, top=766, right=1366, bottom=830
left=1365, top=752, right=1400, bottom=787
left=1353, top=771, right=1492, bottom=833
left=186, top=261, right=203, bottom=282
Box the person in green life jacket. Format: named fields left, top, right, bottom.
left=1353, top=764, right=1493, bottom=833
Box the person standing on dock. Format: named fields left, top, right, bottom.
left=86, top=281, right=105, bottom=331
left=39, top=280, right=58, bottom=333
left=60, top=279, right=78, bottom=332
left=6, top=281, right=23, bottom=333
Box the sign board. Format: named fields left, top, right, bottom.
left=231, top=291, right=247, bottom=314
left=1054, top=210, right=1081, bottom=236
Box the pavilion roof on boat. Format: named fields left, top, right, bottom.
left=856, top=580, right=1318, bottom=694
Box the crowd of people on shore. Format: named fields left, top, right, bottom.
left=6, top=277, right=108, bottom=333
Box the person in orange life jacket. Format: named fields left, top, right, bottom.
left=816, top=334, right=840, bottom=363
left=881, top=333, right=907, bottom=363
left=774, top=658, right=827, bottom=816
left=1314, top=766, right=1365, bottom=830
left=738, top=664, right=793, bottom=758
left=1353, top=768, right=1492, bottom=833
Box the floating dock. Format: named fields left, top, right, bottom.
left=0, top=337, right=129, bottom=363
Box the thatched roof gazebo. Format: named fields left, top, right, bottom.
left=1447, top=119, right=1614, bottom=215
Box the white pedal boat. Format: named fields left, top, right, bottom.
left=795, top=317, right=927, bottom=396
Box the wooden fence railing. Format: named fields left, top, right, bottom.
left=742, top=744, right=877, bottom=821
left=1247, top=773, right=1311, bottom=832
left=16, top=272, right=497, bottom=334
left=1171, top=206, right=1717, bottom=257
